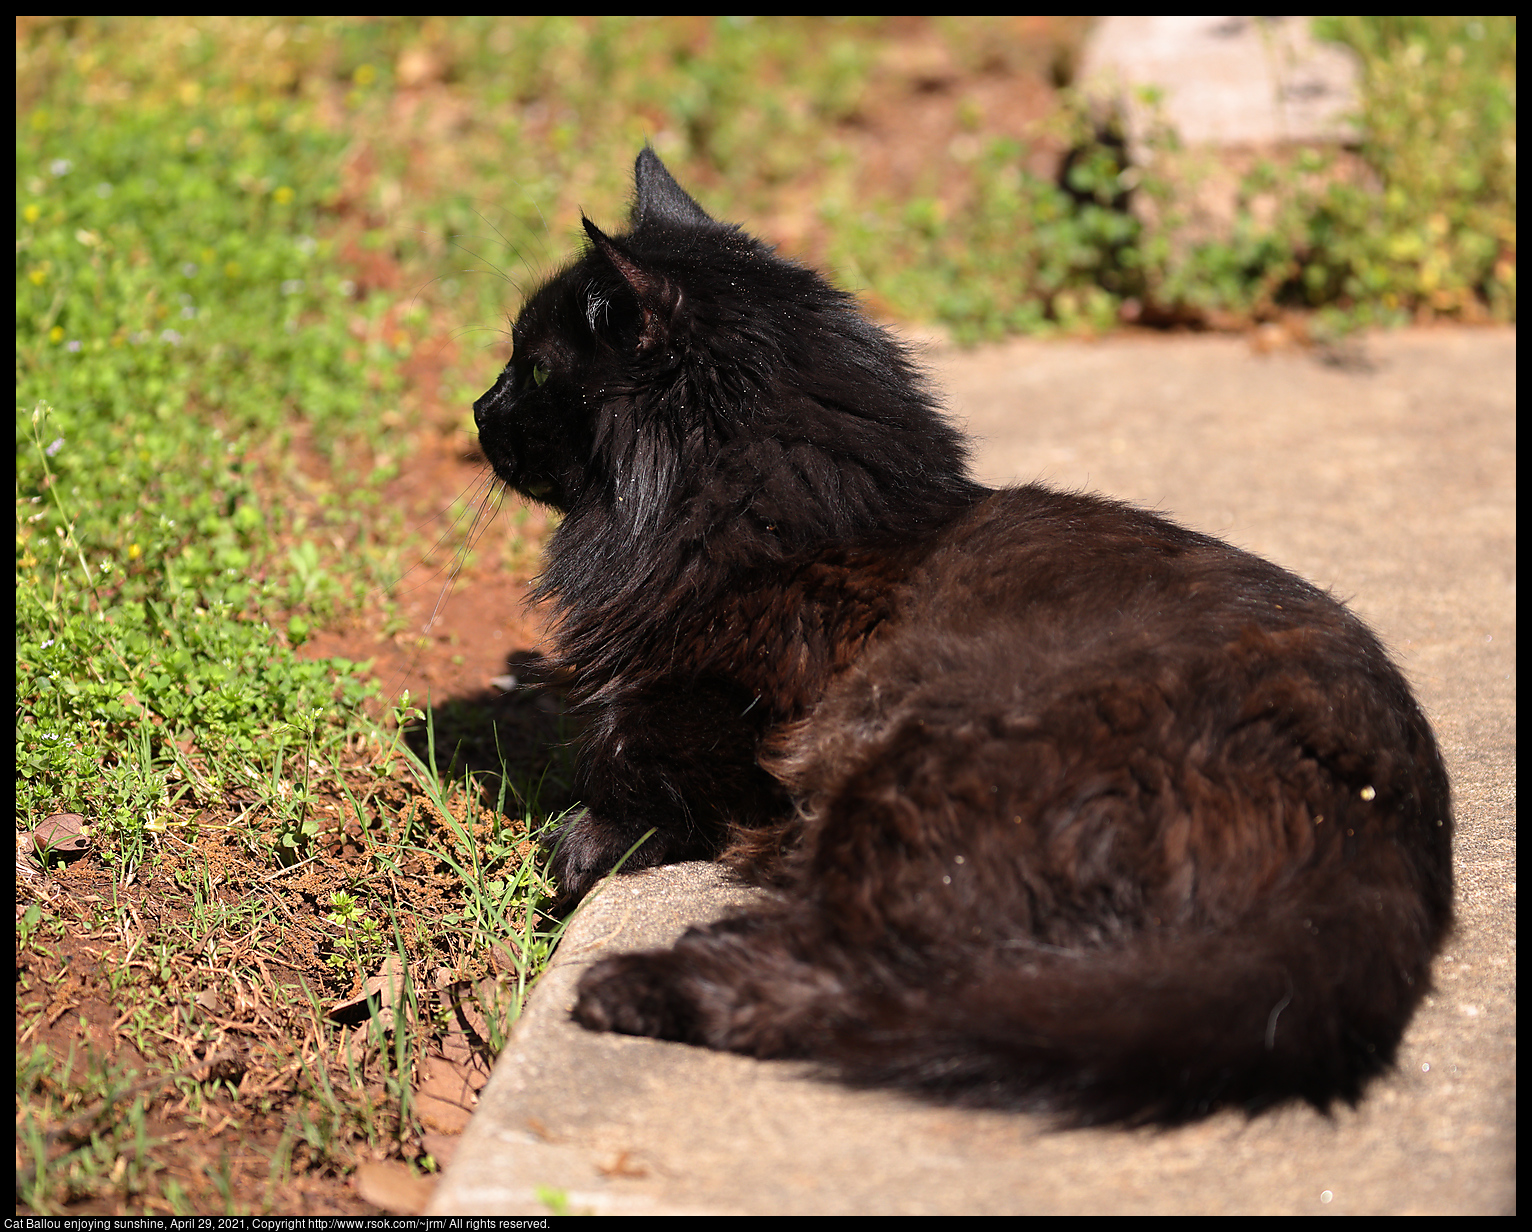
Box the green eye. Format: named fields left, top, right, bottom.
left=531, top=362, right=550, bottom=389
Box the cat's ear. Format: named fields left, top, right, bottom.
left=631, top=147, right=713, bottom=229
left=583, top=217, right=678, bottom=351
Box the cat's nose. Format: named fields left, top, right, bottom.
left=473, top=370, right=513, bottom=432
left=472, top=386, right=501, bottom=432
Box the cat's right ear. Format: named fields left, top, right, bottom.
left=583, top=217, right=678, bottom=352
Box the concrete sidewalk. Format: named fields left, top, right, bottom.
left=429, top=326, right=1515, bottom=1215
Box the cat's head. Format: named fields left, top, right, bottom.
left=474, top=148, right=792, bottom=514
left=473, top=148, right=972, bottom=573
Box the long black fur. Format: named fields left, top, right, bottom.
left=472, top=149, right=1453, bottom=1126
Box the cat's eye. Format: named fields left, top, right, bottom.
left=530, top=362, right=550, bottom=389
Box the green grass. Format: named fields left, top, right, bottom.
left=12, top=15, right=1517, bottom=1215
left=17, top=81, right=383, bottom=841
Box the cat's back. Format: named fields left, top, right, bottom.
left=786, top=476, right=1450, bottom=915
left=901, top=483, right=1342, bottom=643
left=835, top=480, right=1435, bottom=776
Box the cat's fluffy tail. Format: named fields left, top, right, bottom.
left=574, top=880, right=1439, bottom=1124
left=812, top=891, right=1436, bottom=1125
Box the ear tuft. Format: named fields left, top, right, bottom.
left=632, top=146, right=713, bottom=230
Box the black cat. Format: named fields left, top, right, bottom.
left=472, top=149, right=1453, bottom=1125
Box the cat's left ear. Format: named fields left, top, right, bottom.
left=583, top=218, right=678, bottom=352
left=631, top=146, right=713, bottom=229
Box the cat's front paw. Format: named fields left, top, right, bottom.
left=544, top=810, right=631, bottom=909
left=572, top=951, right=705, bottom=1043
left=545, top=810, right=691, bottom=911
